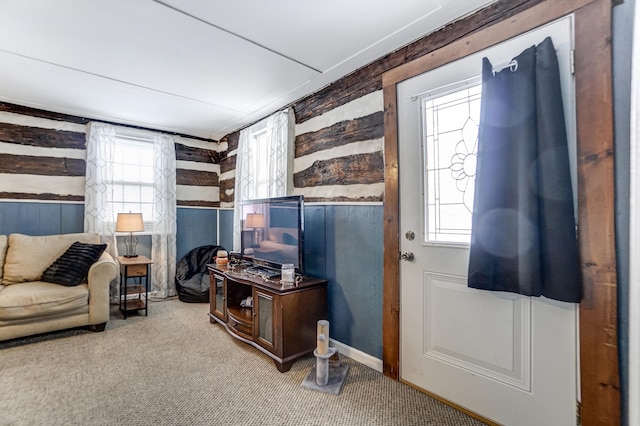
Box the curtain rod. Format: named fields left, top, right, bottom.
left=492, top=59, right=518, bottom=75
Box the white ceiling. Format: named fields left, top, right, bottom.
left=0, top=0, right=495, bottom=140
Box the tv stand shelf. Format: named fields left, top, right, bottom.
left=207, top=263, right=328, bottom=372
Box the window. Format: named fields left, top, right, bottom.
left=422, top=80, right=481, bottom=244
left=250, top=127, right=269, bottom=199
left=85, top=122, right=177, bottom=298
left=108, top=135, right=155, bottom=224
left=233, top=109, right=290, bottom=250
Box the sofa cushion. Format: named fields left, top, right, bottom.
left=2, top=233, right=100, bottom=285
left=42, top=242, right=107, bottom=287
left=0, top=281, right=89, bottom=321
left=0, top=235, right=7, bottom=280
left=268, top=227, right=297, bottom=244
left=281, top=232, right=298, bottom=245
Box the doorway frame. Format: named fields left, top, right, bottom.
left=381, top=0, right=619, bottom=424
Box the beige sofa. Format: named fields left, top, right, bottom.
left=0, top=233, right=118, bottom=341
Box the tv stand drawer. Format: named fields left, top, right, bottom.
left=227, top=306, right=253, bottom=337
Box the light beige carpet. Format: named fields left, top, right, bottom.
left=0, top=299, right=485, bottom=426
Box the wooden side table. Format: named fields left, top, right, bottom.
left=118, top=255, right=153, bottom=319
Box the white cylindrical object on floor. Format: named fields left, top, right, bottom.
left=317, top=320, right=329, bottom=355
left=316, top=356, right=329, bottom=386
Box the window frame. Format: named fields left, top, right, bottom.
left=249, top=126, right=270, bottom=199
left=107, top=131, right=157, bottom=231
left=419, top=77, right=482, bottom=247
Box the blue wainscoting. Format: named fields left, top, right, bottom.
left=309, top=205, right=384, bottom=359
left=176, top=208, right=220, bottom=261
left=0, top=202, right=226, bottom=264
left=0, top=202, right=85, bottom=235
left=218, top=209, right=234, bottom=252
left=1, top=201, right=384, bottom=359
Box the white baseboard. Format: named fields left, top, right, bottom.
left=330, top=338, right=383, bottom=373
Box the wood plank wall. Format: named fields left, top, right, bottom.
left=219, top=90, right=385, bottom=205
left=217, top=0, right=545, bottom=205
left=0, top=103, right=223, bottom=207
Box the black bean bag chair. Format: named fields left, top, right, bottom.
left=175, top=245, right=224, bottom=303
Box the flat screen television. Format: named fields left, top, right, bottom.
left=240, top=195, right=304, bottom=274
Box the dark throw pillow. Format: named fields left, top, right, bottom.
left=282, top=232, right=298, bottom=245
left=41, top=241, right=107, bottom=287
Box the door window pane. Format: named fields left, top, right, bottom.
left=423, top=82, right=481, bottom=243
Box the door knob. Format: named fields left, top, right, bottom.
left=401, top=252, right=415, bottom=262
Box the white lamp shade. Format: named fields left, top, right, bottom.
left=116, top=213, right=144, bottom=232
left=245, top=213, right=265, bottom=228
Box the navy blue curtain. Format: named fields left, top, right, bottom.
left=468, top=37, right=581, bottom=303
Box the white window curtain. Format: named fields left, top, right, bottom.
left=85, top=122, right=177, bottom=300
left=149, top=133, right=177, bottom=298
left=85, top=122, right=119, bottom=301
left=233, top=109, right=291, bottom=250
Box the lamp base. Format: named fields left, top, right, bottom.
left=124, top=233, right=139, bottom=259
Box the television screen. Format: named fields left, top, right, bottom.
left=240, top=195, right=304, bottom=273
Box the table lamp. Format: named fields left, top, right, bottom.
left=245, top=213, right=265, bottom=246
left=116, top=212, right=144, bottom=258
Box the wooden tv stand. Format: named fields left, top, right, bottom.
left=207, top=263, right=328, bottom=372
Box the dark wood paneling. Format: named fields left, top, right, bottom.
left=293, top=152, right=383, bottom=187
left=176, top=168, right=219, bottom=186
left=0, top=102, right=89, bottom=125
left=575, top=1, right=620, bottom=425
left=0, top=102, right=219, bottom=142
left=401, top=0, right=545, bottom=63
left=293, top=74, right=381, bottom=125
left=221, top=132, right=239, bottom=153
left=0, top=192, right=83, bottom=202
left=382, top=83, right=400, bottom=379
left=295, top=112, right=384, bottom=158
left=219, top=178, right=235, bottom=204
left=0, top=122, right=85, bottom=149
left=303, top=195, right=383, bottom=203
left=219, top=179, right=234, bottom=193
left=220, top=155, right=236, bottom=175
left=177, top=200, right=220, bottom=208
left=175, top=143, right=221, bottom=164
left=0, top=153, right=85, bottom=176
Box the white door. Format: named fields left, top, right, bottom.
left=398, top=17, right=578, bottom=426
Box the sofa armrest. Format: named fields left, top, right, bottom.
left=87, top=251, right=118, bottom=324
